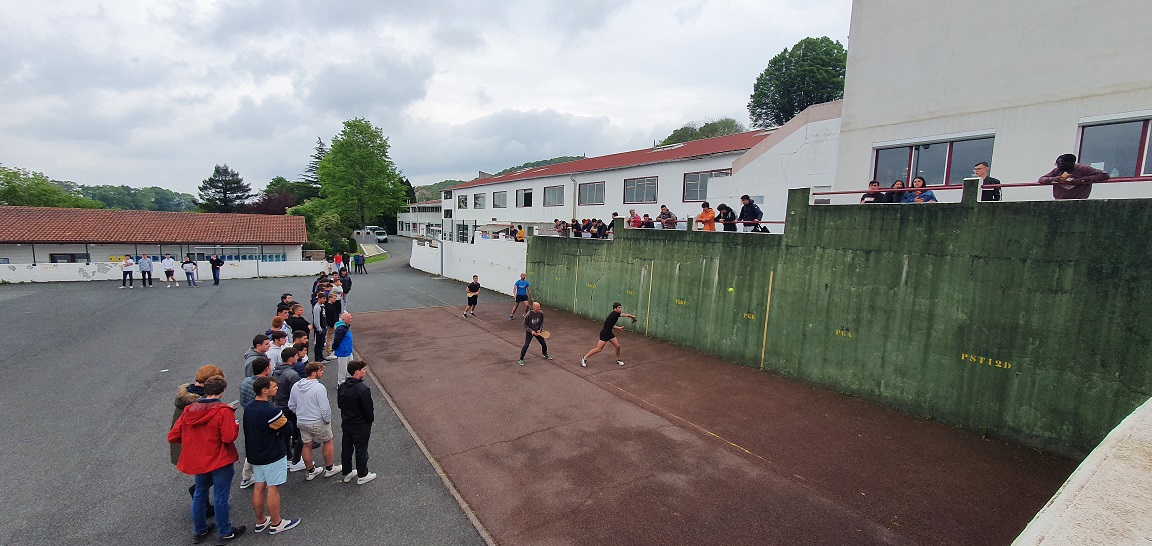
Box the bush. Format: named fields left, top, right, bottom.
left=302, top=241, right=325, bottom=250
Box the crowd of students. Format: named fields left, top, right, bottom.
left=166, top=268, right=375, bottom=544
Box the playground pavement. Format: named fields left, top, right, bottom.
left=354, top=300, right=1076, bottom=545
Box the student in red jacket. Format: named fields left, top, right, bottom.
left=168, top=376, right=247, bottom=544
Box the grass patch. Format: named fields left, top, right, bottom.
left=365, top=253, right=390, bottom=265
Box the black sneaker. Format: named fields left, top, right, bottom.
left=192, top=523, right=215, bottom=544
left=219, top=525, right=247, bottom=543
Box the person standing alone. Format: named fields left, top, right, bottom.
left=209, top=254, right=225, bottom=286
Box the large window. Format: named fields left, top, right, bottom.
left=624, top=176, right=658, bottom=203
left=578, top=182, right=605, bottom=205
left=457, top=194, right=468, bottom=209
left=1080, top=120, right=1149, bottom=177
left=683, top=169, right=730, bottom=202
left=474, top=193, right=485, bottom=209
left=874, top=137, right=995, bottom=186
left=516, top=189, right=533, bottom=207
left=543, top=185, right=564, bottom=207
left=493, top=191, right=507, bottom=208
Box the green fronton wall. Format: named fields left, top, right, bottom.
left=526, top=181, right=1152, bottom=458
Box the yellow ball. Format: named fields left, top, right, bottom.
left=727, top=287, right=734, bottom=292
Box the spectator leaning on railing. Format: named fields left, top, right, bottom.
left=883, top=180, right=906, bottom=203
left=657, top=205, right=677, bottom=229
left=716, top=204, right=736, bottom=232
left=1038, top=153, right=1110, bottom=200
left=974, top=162, right=1002, bottom=201
left=697, top=202, right=716, bottom=231
left=738, top=195, right=763, bottom=232
left=860, top=180, right=884, bottom=204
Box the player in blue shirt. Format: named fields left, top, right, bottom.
left=509, top=273, right=532, bottom=320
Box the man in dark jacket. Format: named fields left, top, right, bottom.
left=208, top=254, right=225, bottom=285
left=974, top=162, right=1002, bottom=202
left=167, top=376, right=246, bottom=543
left=337, top=361, right=376, bottom=484
left=338, top=268, right=352, bottom=302
left=271, top=359, right=304, bottom=470
left=737, top=194, right=764, bottom=232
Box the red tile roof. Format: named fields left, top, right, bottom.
left=450, top=130, right=773, bottom=190
left=0, top=206, right=308, bottom=244
left=411, top=200, right=442, bottom=205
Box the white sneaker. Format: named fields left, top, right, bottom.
left=305, top=466, right=324, bottom=481
left=288, top=460, right=306, bottom=472
left=617, top=360, right=625, bottom=366
left=356, top=472, right=377, bottom=485
left=239, top=478, right=254, bottom=489
left=581, top=358, right=588, bottom=367
left=342, top=471, right=356, bottom=483
left=267, top=518, right=301, bottom=535
left=324, top=354, right=338, bottom=361
left=323, top=465, right=343, bottom=478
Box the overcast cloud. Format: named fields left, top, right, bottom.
left=0, top=0, right=850, bottom=194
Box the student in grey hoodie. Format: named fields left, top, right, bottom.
left=272, top=358, right=304, bottom=470
left=288, top=362, right=341, bottom=480
left=244, top=335, right=271, bottom=378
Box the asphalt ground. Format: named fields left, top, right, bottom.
left=0, top=239, right=485, bottom=546
left=353, top=283, right=1077, bottom=544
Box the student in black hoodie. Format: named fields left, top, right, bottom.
left=337, top=361, right=376, bottom=484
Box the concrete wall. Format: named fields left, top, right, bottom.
left=0, top=259, right=320, bottom=283
left=526, top=182, right=1152, bottom=458
left=409, top=237, right=528, bottom=296
left=836, top=0, right=1152, bottom=200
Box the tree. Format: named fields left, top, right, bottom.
left=747, top=36, right=847, bottom=128
left=197, top=164, right=252, bottom=213
left=414, top=179, right=465, bottom=202
left=317, top=118, right=406, bottom=229
left=266, top=175, right=320, bottom=204
left=300, top=137, right=328, bottom=189
left=0, top=164, right=103, bottom=208
left=659, top=117, right=747, bottom=145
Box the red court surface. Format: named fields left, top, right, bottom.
left=355, top=305, right=1076, bottom=545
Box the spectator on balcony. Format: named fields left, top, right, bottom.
left=883, top=180, right=906, bottom=203
left=641, top=214, right=655, bottom=229
left=570, top=218, right=582, bottom=238
left=737, top=195, right=763, bottom=232
left=974, top=162, right=1002, bottom=202
left=1038, top=153, right=1110, bottom=200
left=514, top=225, right=525, bottom=242
left=716, top=204, right=737, bottom=232
left=627, top=209, right=642, bottom=228
left=657, top=205, right=678, bottom=229
left=697, top=202, right=717, bottom=231
left=860, top=180, right=884, bottom=204
left=902, top=176, right=938, bottom=203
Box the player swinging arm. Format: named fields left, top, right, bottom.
left=581, top=302, right=636, bottom=367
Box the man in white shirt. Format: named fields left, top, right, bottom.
left=161, top=254, right=178, bottom=288
left=120, top=256, right=136, bottom=289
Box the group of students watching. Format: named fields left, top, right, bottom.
left=860, top=177, right=939, bottom=204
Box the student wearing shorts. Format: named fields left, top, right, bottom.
left=582, top=302, right=637, bottom=367
left=508, top=273, right=532, bottom=320
left=288, top=362, right=341, bottom=481
left=243, top=377, right=301, bottom=535
left=463, top=275, right=480, bottom=318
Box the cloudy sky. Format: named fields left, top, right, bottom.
left=1, top=0, right=850, bottom=195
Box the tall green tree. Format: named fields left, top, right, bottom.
left=0, top=164, right=103, bottom=208
left=197, top=164, right=252, bottom=213
left=748, top=36, right=847, bottom=128
left=300, top=137, right=328, bottom=188
left=317, top=118, right=406, bottom=229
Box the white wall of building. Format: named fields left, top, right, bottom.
left=409, top=237, right=527, bottom=296
left=712, top=102, right=842, bottom=221
left=836, top=0, right=1152, bottom=202
left=0, top=259, right=318, bottom=283
left=397, top=207, right=442, bottom=237
left=444, top=153, right=746, bottom=229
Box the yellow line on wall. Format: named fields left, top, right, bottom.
left=759, top=270, right=774, bottom=371
left=645, top=261, right=654, bottom=336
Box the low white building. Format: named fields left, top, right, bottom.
left=440, top=131, right=773, bottom=241
left=396, top=200, right=442, bottom=239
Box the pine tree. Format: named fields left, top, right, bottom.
left=300, top=137, right=328, bottom=189
left=197, top=164, right=252, bottom=213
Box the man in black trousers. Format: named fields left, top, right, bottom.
left=337, top=360, right=376, bottom=484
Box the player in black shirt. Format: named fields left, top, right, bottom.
left=581, top=302, right=636, bottom=367
left=463, top=275, right=480, bottom=318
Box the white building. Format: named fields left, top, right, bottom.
left=832, top=0, right=1152, bottom=204
left=440, top=131, right=773, bottom=241
left=396, top=200, right=443, bottom=239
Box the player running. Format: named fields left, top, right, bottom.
left=463, top=275, right=480, bottom=318
left=508, top=273, right=532, bottom=320
left=581, top=302, right=637, bottom=367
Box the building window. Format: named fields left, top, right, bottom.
left=443, top=209, right=453, bottom=219
left=49, top=253, right=88, bottom=263
left=493, top=191, right=508, bottom=208
left=474, top=193, right=486, bottom=209
left=456, top=223, right=470, bottom=243
left=874, top=137, right=995, bottom=186
left=683, top=169, right=730, bottom=202
left=457, top=195, right=468, bottom=209
left=578, top=181, right=605, bottom=205
left=1080, top=119, right=1148, bottom=177
left=624, top=176, right=658, bottom=203
left=516, top=189, right=533, bottom=207
left=543, top=185, right=564, bottom=207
